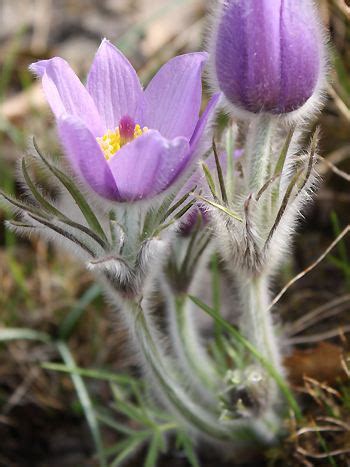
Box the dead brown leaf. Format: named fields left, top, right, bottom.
left=285, top=342, right=346, bottom=385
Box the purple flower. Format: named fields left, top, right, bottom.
left=211, top=0, right=325, bottom=115
left=30, top=39, right=219, bottom=202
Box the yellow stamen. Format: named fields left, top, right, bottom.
left=97, top=124, right=148, bottom=161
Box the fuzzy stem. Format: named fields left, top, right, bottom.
left=238, top=273, right=284, bottom=404
left=130, top=300, right=244, bottom=441
left=105, top=285, right=274, bottom=444
left=246, top=114, right=274, bottom=192
left=132, top=301, right=281, bottom=444
left=167, top=290, right=220, bottom=394
left=101, top=279, right=232, bottom=439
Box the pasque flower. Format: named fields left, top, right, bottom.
left=30, top=39, right=218, bottom=201
left=211, top=0, right=325, bottom=115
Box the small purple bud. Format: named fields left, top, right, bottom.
left=234, top=148, right=244, bottom=160
left=178, top=207, right=209, bottom=236
left=211, top=0, right=326, bottom=115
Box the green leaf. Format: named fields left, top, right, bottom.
left=225, top=126, right=236, bottom=201
left=213, top=139, right=228, bottom=204
left=273, top=128, right=295, bottom=177
left=161, top=188, right=194, bottom=223
left=27, top=213, right=95, bottom=257
left=22, top=157, right=63, bottom=218
left=113, top=396, right=152, bottom=427
left=33, top=138, right=108, bottom=244
left=110, top=433, right=149, bottom=467
left=188, top=233, right=211, bottom=276
left=189, top=295, right=302, bottom=421
left=97, top=412, right=136, bottom=436
left=22, top=157, right=107, bottom=249
left=266, top=166, right=304, bottom=246
left=144, top=433, right=161, bottom=467
left=7, top=220, right=35, bottom=229
left=0, top=328, right=51, bottom=344
left=192, top=193, right=242, bottom=222
left=155, top=200, right=195, bottom=235
left=41, top=362, right=133, bottom=385
left=0, top=189, right=52, bottom=219
left=180, top=217, right=203, bottom=275
left=201, top=162, right=217, bottom=198
left=56, top=341, right=107, bottom=467
left=176, top=432, right=200, bottom=467
left=297, top=130, right=317, bottom=194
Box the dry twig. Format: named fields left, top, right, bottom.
left=286, top=294, right=350, bottom=336
left=287, top=324, right=350, bottom=344
left=269, top=225, right=350, bottom=309
left=328, top=85, right=350, bottom=123
left=333, top=0, right=350, bottom=18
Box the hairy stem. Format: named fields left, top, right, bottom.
left=130, top=301, right=240, bottom=441
left=238, top=273, right=284, bottom=405
left=104, top=285, right=272, bottom=444
left=246, top=114, right=274, bottom=193
left=165, top=289, right=220, bottom=396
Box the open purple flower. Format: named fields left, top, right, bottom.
left=211, top=0, right=325, bottom=115
left=30, top=39, right=218, bottom=202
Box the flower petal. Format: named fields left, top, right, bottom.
left=214, top=0, right=281, bottom=113
left=165, top=94, right=220, bottom=180
left=279, top=0, right=321, bottom=112
left=30, top=58, right=103, bottom=136
left=86, top=39, right=143, bottom=129
left=57, top=115, right=119, bottom=200
left=189, top=93, right=220, bottom=154
left=142, top=53, right=208, bottom=140
left=108, top=130, right=190, bottom=201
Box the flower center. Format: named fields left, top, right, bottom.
left=97, top=116, right=148, bottom=160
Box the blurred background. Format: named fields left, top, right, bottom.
left=1, top=0, right=350, bottom=465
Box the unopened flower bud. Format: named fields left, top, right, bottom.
left=210, top=0, right=326, bottom=116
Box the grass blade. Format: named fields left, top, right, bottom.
left=144, top=433, right=161, bottom=467
left=41, top=363, right=133, bottom=385
left=56, top=341, right=107, bottom=467
left=176, top=432, right=200, bottom=467
left=59, top=284, right=101, bottom=340
left=110, top=434, right=148, bottom=467
left=0, top=328, right=51, bottom=344
left=97, top=412, right=136, bottom=436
